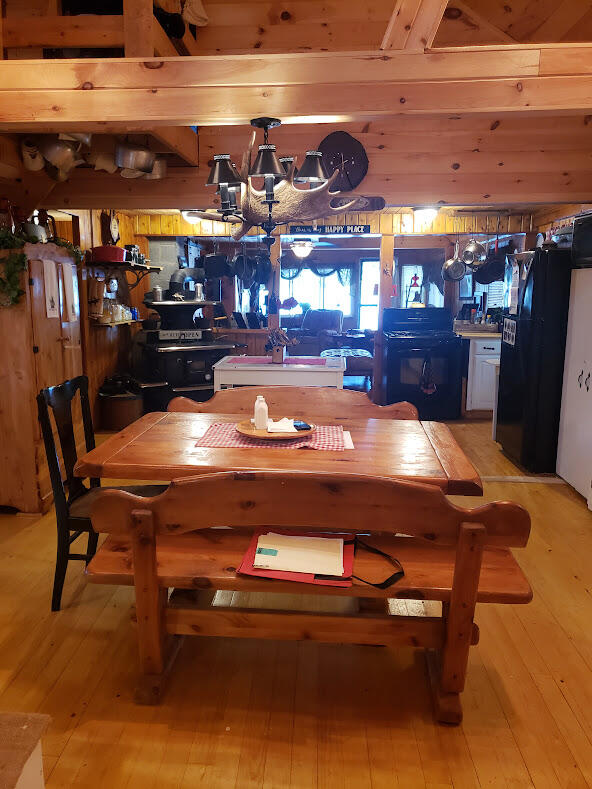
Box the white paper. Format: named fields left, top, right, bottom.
left=343, top=430, right=354, bottom=450
left=62, top=265, right=79, bottom=322
left=509, top=261, right=520, bottom=315
left=267, top=417, right=297, bottom=433
left=253, top=532, right=344, bottom=576
left=42, top=259, right=59, bottom=318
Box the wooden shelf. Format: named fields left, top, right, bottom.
left=92, top=319, right=141, bottom=327
left=85, top=261, right=162, bottom=290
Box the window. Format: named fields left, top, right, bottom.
left=400, top=263, right=444, bottom=308
left=359, top=259, right=380, bottom=330
left=475, top=280, right=504, bottom=308
left=280, top=268, right=352, bottom=316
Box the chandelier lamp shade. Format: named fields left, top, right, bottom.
left=294, top=151, right=328, bottom=183
left=206, top=154, right=242, bottom=214
left=250, top=144, right=285, bottom=178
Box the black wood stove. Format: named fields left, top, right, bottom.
left=133, top=274, right=235, bottom=410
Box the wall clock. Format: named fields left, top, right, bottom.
left=318, top=131, right=369, bottom=192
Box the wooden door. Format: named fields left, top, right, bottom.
left=29, top=256, right=84, bottom=510
left=59, top=261, right=83, bottom=380
left=29, top=258, right=65, bottom=391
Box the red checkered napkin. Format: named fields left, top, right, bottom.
left=195, top=422, right=345, bottom=451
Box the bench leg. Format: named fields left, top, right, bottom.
left=134, top=633, right=185, bottom=705
left=440, top=524, right=484, bottom=695
left=131, top=511, right=184, bottom=704
left=427, top=524, right=485, bottom=724
left=425, top=649, right=463, bottom=725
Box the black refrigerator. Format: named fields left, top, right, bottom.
left=496, top=247, right=571, bottom=472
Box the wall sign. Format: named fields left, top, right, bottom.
left=289, top=225, right=371, bottom=235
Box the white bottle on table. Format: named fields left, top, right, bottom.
left=254, top=395, right=268, bottom=430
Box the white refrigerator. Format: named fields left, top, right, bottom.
left=556, top=268, right=592, bottom=509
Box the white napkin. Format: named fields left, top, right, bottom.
left=266, top=417, right=298, bottom=433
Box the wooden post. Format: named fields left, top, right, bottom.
left=123, top=0, right=153, bottom=57
left=372, top=234, right=394, bottom=403
left=440, top=522, right=485, bottom=693
left=130, top=510, right=165, bottom=677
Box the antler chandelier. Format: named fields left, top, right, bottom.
left=183, top=117, right=383, bottom=248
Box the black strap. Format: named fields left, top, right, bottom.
left=314, top=537, right=404, bottom=590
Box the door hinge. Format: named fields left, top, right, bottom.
left=32, top=345, right=39, bottom=354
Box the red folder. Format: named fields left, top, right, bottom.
left=238, top=530, right=354, bottom=588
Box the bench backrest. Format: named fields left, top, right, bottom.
left=91, top=470, right=530, bottom=548
left=167, top=387, right=419, bottom=420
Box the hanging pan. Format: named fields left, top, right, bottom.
left=442, top=240, right=466, bottom=281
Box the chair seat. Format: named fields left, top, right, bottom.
left=69, top=485, right=168, bottom=520
left=87, top=528, right=532, bottom=605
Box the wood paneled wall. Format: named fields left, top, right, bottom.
left=132, top=208, right=534, bottom=240
left=534, top=204, right=592, bottom=235
left=54, top=209, right=152, bottom=426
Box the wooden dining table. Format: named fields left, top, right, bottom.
left=74, top=412, right=483, bottom=496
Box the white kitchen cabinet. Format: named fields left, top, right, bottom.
left=466, top=338, right=501, bottom=411
left=557, top=268, right=592, bottom=509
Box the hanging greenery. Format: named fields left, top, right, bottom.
left=0, top=251, right=27, bottom=306
left=0, top=227, right=83, bottom=306
left=0, top=226, right=83, bottom=265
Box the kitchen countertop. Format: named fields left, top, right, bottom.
left=457, top=331, right=502, bottom=339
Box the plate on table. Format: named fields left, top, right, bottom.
left=236, top=419, right=316, bottom=441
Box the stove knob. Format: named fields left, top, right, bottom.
left=205, top=373, right=212, bottom=381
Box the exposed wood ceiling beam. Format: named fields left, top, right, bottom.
left=149, top=126, right=199, bottom=166
left=16, top=170, right=57, bottom=217
left=0, top=46, right=547, bottom=91
left=2, top=16, right=125, bottom=49
left=152, top=18, right=179, bottom=57
left=438, top=2, right=518, bottom=45
left=0, top=45, right=591, bottom=131
left=0, top=135, right=21, bottom=180
left=123, top=0, right=153, bottom=57
left=381, top=0, right=448, bottom=50
left=528, top=0, right=592, bottom=43
left=41, top=167, right=592, bottom=211
left=1, top=44, right=592, bottom=129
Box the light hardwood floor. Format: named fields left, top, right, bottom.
left=1, top=421, right=591, bottom=788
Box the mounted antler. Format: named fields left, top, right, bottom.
left=188, top=131, right=385, bottom=240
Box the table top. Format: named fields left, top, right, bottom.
left=213, top=355, right=346, bottom=371
left=76, top=412, right=482, bottom=495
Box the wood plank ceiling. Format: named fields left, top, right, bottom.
left=1, top=0, right=592, bottom=212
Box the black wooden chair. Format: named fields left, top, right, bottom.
left=37, top=375, right=166, bottom=611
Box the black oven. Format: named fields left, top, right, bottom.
left=382, top=308, right=463, bottom=420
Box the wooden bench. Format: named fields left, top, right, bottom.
left=167, top=386, right=419, bottom=420
left=87, top=470, right=532, bottom=724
